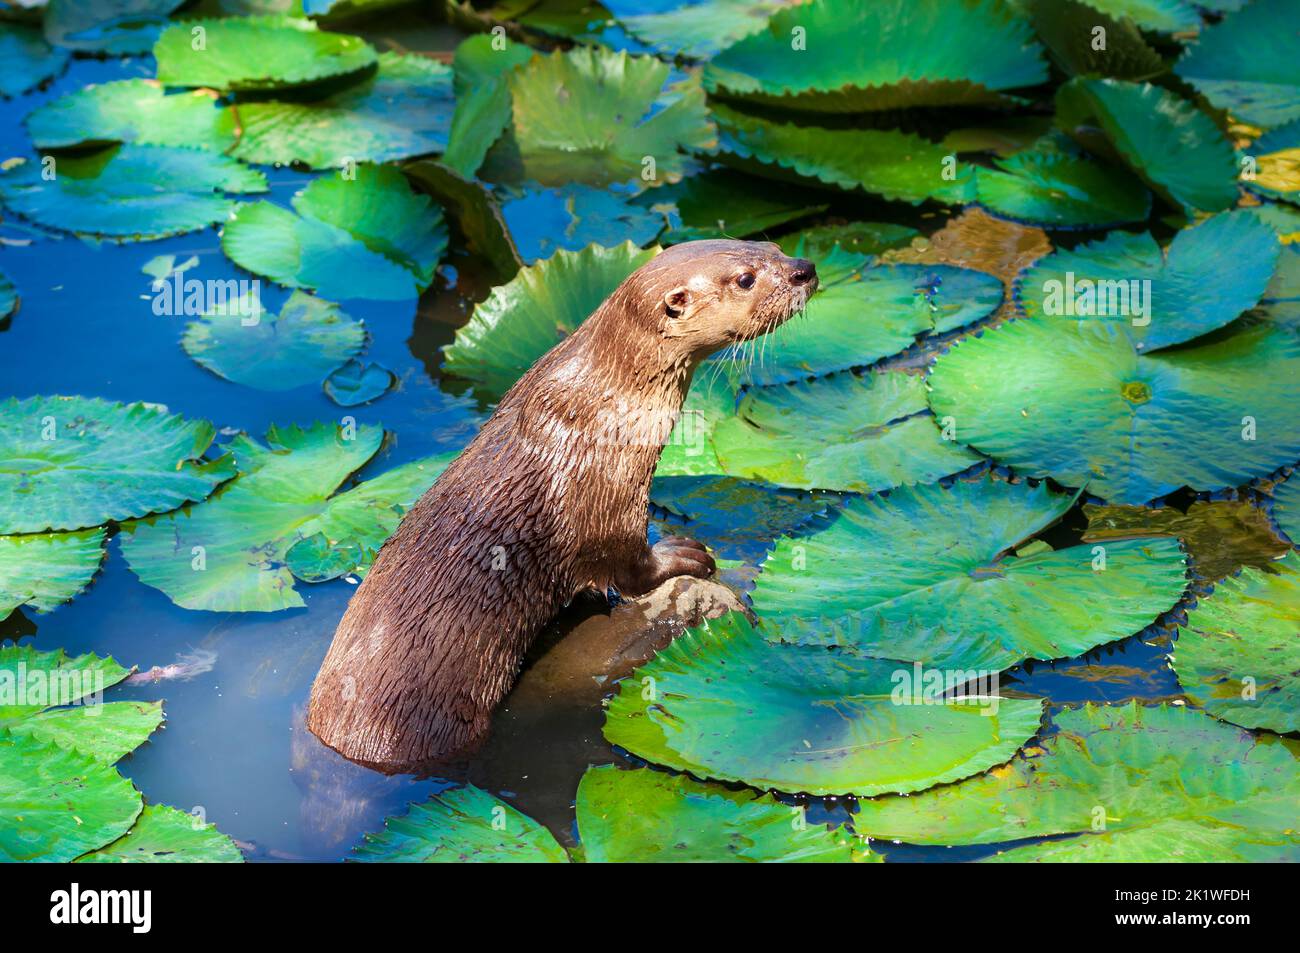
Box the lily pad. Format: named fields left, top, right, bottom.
left=76, top=804, right=244, bottom=863
left=222, top=163, right=447, bottom=301
left=443, top=241, right=656, bottom=400
left=607, top=0, right=791, bottom=59
left=181, top=290, right=365, bottom=391
left=636, top=168, right=828, bottom=245
left=1027, top=0, right=1165, bottom=81
left=442, top=34, right=535, bottom=179
left=974, top=134, right=1152, bottom=228
left=605, top=611, right=1045, bottom=796
left=0, top=528, right=105, bottom=616
left=1245, top=121, right=1300, bottom=206
left=26, top=81, right=228, bottom=151
left=1017, top=210, right=1280, bottom=351
left=927, top=315, right=1300, bottom=504
left=323, top=359, right=394, bottom=406
left=1056, top=78, right=1238, bottom=215
left=0, top=395, right=235, bottom=534
left=501, top=185, right=664, bottom=263
left=778, top=221, right=920, bottom=261
left=154, top=15, right=377, bottom=91
left=283, top=533, right=363, bottom=582
left=1073, top=0, right=1199, bottom=33
left=1176, top=0, right=1300, bottom=129
left=576, top=765, right=873, bottom=863
left=351, top=786, right=569, bottom=862
left=1273, top=469, right=1300, bottom=546
left=0, top=22, right=69, bottom=96
left=750, top=475, right=1188, bottom=671
left=851, top=702, right=1300, bottom=861
left=0, top=269, right=15, bottom=321
left=44, top=0, right=184, bottom=55
left=0, top=732, right=141, bottom=863
left=485, top=45, right=715, bottom=188
left=707, top=102, right=976, bottom=205
left=653, top=365, right=740, bottom=478
left=121, top=424, right=452, bottom=611
left=704, top=0, right=1046, bottom=112
left=1171, top=551, right=1300, bottom=733
left=0, top=144, right=267, bottom=240
left=711, top=369, right=983, bottom=493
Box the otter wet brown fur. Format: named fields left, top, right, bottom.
left=306, top=240, right=817, bottom=770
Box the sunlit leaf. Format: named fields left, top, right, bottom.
left=76, top=804, right=244, bottom=863
left=0, top=528, right=105, bottom=616
left=607, top=0, right=794, bottom=60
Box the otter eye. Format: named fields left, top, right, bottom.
left=735, top=272, right=756, bottom=290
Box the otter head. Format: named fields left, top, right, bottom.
left=634, top=239, right=818, bottom=360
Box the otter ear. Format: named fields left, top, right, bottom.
left=663, top=287, right=692, bottom=319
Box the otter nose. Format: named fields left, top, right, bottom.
left=789, top=259, right=816, bottom=286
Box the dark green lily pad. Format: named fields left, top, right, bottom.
left=1273, top=468, right=1300, bottom=546
left=323, top=359, right=394, bottom=406
left=0, top=732, right=141, bottom=863
left=707, top=102, right=976, bottom=205
left=485, top=45, right=715, bottom=189
left=777, top=221, right=920, bottom=261
left=1056, top=78, right=1238, bottom=215
left=182, top=290, right=365, bottom=391
left=0, top=22, right=69, bottom=96
left=1027, top=0, right=1165, bottom=81
left=1073, top=0, right=1199, bottom=32
left=1171, top=551, right=1300, bottom=733
left=1017, top=210, right=1280, bottom=351
left=222, top=163, right=447, bottom=301
left=0, top=528, right=105, bottom=616
left=1176, top=0, right=1300, bottom=129
left=44, top=0, right=184, bottom=55
left=76, top=804, right=244, bottom=863
left=604, top=611, right=1045, bottom=796
left=750, top=474, right=1188, bottom=671
left=443, top=241, right=655, bottom=400
left=704, top=0, right=1046, bottom=112
left=711, top=369, right=983, bottom=493
left=928, top=315, right=1300, bottom=504
left=852, top=702, right=1300, bottom=862
left=121, top=424, right=451, bottom=610
left=0, top=144, right=267, bottom=240
left=0, top=395, right=235, bottom=534
left=154, top=15, right=377, bottom=91
left=351, top=786, right=569, bottom=862
left=635, top=168, right=827, bottom=245
left=576, top=765, right=875, bottom=863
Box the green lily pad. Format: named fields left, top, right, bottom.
left=1171, top=551, right=1300, bottom=733
left=777, top=221, right=920, bottom=261
left=852, top=702, right=1300, bottom=861
left=283, top=532, right=363, bottom=582
left=654, top=365, right=740, bottom=478
left=0, top=22, right=69, bottom=97
left=154, top=15, right=377, bottom=91
left=44, top=0, right=184, bottom=55
left=1017, top=210, right=1280, bottom=352
left=0, top=395, right=236, bottom=534
left=739, top=250, right=1003, bottom=387
left=443, top=241, right=656, bottom=400
left=6, top=699, right=164, bottom=766
left=76, top=804, right=244, bottom=863
left=1176, top=0, right=1300, bottom=129
left=501, top=185, right=664, bottom=263
left=0, top=528, right=105, bottom=616
left=442, top=34, right=535, bottom=179
left=607, top=0, right=791, bottom=59
left=0, top=644, right=130, bottom=712
left=222, top=163, right=447, bottom=301
left=705, top=0, right=1046, bottom=112
left=1056, top=78, right=1238, bottom=215
left=606, top=612, right=1045, bottom=796
left=633, top=167, right=827, bottom=245
left=707, top=102, right=976, bottom=205
left=26, top=81, right=228, bottom=151
left=751, top=475, right=1188, bottom=670
left=711, top=369, right=983, bottom=493
left=927, top=315, right=1300, bottom=504
left=121, top=424, right=452, bottom=610
left=227, top=52, right=454, bottom=169
left=1273, top=469, right=1300, bottom=546
left=351, top=785, right=569, bottom=862
left=1027, top=0, right=1165, bottom=81
left=1073, top=0, right=1199, bottom=32
left=182, top=290, right=365, bottom=391
left=0, top=731, right=141, bottom=863
left=485, top=45, right=715, bottom=189
left=576, top=765, right=874, bottom=863
left=0, top=144, right=267, bottom=240
left=974, top=134, right=1152, bottom=228
left=323, top=359, right=393, bottom=406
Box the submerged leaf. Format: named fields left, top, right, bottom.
left=0, top=395, right=235, bottom=534
left=751, top=475, right=1188, bottom=670
left=44, top=0, right=184, bottom=55
left=852, top=702, right=1300, bottom=862
left=501, top=185, right=664, bottom=263
left=0, top=528, right=105, bottom=616
left=1172, top=551, right=1300, bottom=733
left=576, top=765, right=874, bottom=863
left=0, top=22, right=69, bottom=97
left=604, top=611, right=1045, bottom=796
left=351, top=786, right=569, bottom=862
left=323, top=359, right=394, bottom=407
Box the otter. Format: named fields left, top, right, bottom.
left=306, top=240, right=817, bottom=770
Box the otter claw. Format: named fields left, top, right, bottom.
left=650, top=536, right=716, bottom=580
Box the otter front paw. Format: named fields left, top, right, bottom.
left=618, top=536, right=716, bottom=596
